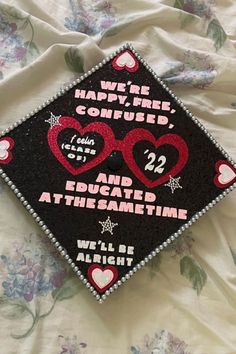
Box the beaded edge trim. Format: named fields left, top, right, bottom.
left=0, top=43, right=236, bottom=304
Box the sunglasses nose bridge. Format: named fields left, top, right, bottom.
left=113, top=138, right=124, bottom=152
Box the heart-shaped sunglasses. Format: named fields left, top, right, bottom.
left=48, top=117, right=189, bottom=188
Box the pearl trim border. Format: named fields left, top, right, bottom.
left=0, top=43, right=236, bottom=304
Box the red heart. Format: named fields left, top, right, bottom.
left=112, top=50, right=139, bottom=72
left=0, top=137, right=14, bottom=165
left=87, top=264, right=118, bottom=293
left=214, top=160, right=236, bottom=188
left=48, top=117, right=115, bottom=175
left=122, top=129, right=189, bottom=188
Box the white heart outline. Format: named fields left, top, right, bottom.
left=116, top=51, right=136, bottom=68
left=91, top=268, right=114, bottom=289
left=112, top=50, right=139, bottom=72
left=88, top=264, right=118, bottom=292
left=218, top=163, right=236, bottom=184
left=214, top=160, right=236, bottom=188
left=0, top=140, right=10, bottom=160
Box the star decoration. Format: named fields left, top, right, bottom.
left=164, top=175, right=182, bottom=194
left=99, top=216, right=118, bottom=235
left=45, top=112, right=62, bottom=128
